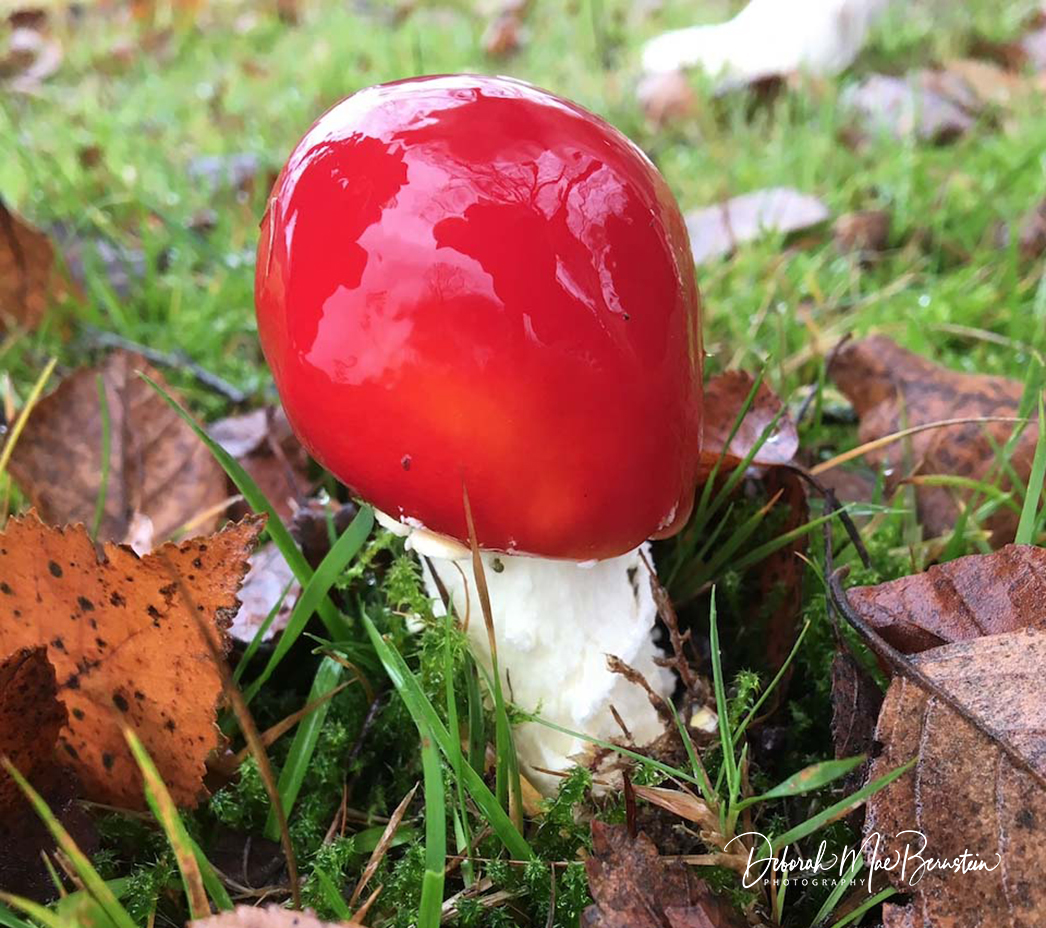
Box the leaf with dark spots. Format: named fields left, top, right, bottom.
left=846, top=544, right=1046, bottom=654
left=8, top=350, right=228, bottom=546
left=864, top=628, right=1046, bottom=927
left=582, top=823, right=744, bottom=928
left=0, top=512, right=263, bottom=809
left=0, top=646, right=97, bottom=900
left=828, top=335, right=1036, bottom=543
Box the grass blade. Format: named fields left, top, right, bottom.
left=0, top=357, right=57, bottom=482
left=1015, top=392, right=1046, bottom=544
left=736, top=756, right=866, bottom=810
left=90, top=373, right=112, bottom=541
left=771, top=759, right=916, bottom=852
left=189, top=837, right=234, bottom=912
left=812, top=854, right=864, bottom=927
left=0, top=895, right=71, bottom=928
left=0, top=901, right=40, bottom=928
left=264, top=656, right=345, bottom=840
left=244, top=506, right=373, bottom=704
left=0, top=760, right=135, bottom=928
left=140, top=372, right=348, bottom=639
left=418, top=735, right=446, bottom=928
left=708, top=590, right=738, bottom=822
left=124, top=728, right=210, bottom=919
left=830, top=887, right=898, bottom=928
left=361, top=612, right=532, bottom=860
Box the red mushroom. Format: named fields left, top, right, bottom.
left=256, top=74, right=704, bottom=787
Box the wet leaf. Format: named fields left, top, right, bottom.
left=9, top=350, right=228, bottom=545
left=699, top=370, right=799, bottom=480
left=685, top=188, right=830, bottom=264
left=843, top=72, right=977, bottom=143
left=190, top=905, right=361, bottom=927
left=828, top=335, right=1035, bottom=543
left=0, top=25, right=61, bottom=93
left=582, top=822, right=743, bottom=928
left=847, top=543, right=1046, bottom=654
left=864, top=628, right=1046, bottom=927
left=0, top=201, right=75, bottom=333
left=0, top=647, right=96, bottom=900
left=833, top=209, right=890, bottom=257
left=636, top=71, right=697, bottom=127
left=210, top=406, right=310, bottom=522
left=229, top=542, right=299, bottom=646
left=0, top=512, right=263, bottom=808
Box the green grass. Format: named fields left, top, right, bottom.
left=6, top=1, right=1046, bottom=926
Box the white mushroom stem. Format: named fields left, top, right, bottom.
left=375, top=511, right=674, bottom=794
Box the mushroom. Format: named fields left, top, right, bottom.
left=255, top=74, right=704, bottom=790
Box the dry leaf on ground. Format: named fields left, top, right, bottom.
left=636, top=71, right=697, bottom=127
left=864, top=628, right=1046, bottom=928
left=0, top=513, right=263, bottom=808
left=0, top=646, right=96, bottom=900
left=0, top=25, right=62, bottom=93
left=846, top=543, right=1046, bottom=653
left=699, top=370, right=799, bottom=479
left=842, top=72, right=978, bottom=143
left=0, top=200, right=75, bottom=332
left=686, top=188, right=830, bottom=264
left=828, top=335, right=1035, bottom=543
left=833, top=209, right=890, bottom=257
left=210, top=406, right=310, bottom=521
left=583, top=822, right=743, bottom=928
left=190, top=905, right=360, bottom=928
left=9, top=350, right=228, bottom=545
left=229, top=542, right=299, bottom=645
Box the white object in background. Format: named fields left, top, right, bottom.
left=641, top=0, right=890, bottom=87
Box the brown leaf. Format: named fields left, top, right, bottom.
left=9, top=350, right=228, bottom=545
left=847, top=543, right=1046, bottom=654
left=943, top=57, right=1030, bottom=107
left=699, top=370, right=798, bottom=480
left=827, top=335, right=1035, bottom=543
left=0, top=512, right=263, bottom=808
left=0, top=646, right=97, bottom=900
left=833, top=209, right=890, bottom=257
left=190, top=906, right=361, bottom=928
left=864, top=628, right=1046, bottom=927
left=843, top=72, right=977, bottom=143
left=829, top=651, right=882, bottom=760
left=210, top=406, right=310, bottom=522
left=582, top=823, right=743, bottom=928
left=637, top=71, right=697, bottom=127
left=685, top=188, right=830, bottom=264
left=0, top=26, right=61, bottom=93
left=0, top=200, right=74, bottom=332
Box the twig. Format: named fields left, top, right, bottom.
left=795, top=332, right=852, bottom=425
left=80, top=327, right=249, bottom=404
left=829, top=567, right=1046, bottom=791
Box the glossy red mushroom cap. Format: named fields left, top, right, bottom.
left=256, top=75, right=703, bottom=560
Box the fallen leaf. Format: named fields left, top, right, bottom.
left=190, top=906, right=360, bottom=927
left=847, top=543, right=1046, bottom=654
left=833, top=209, right=890, bottom=257
left=827, top=335, right=1035, bottom=543
left=699, top=370, right=799, bottom=479
left=188, top=153, right=261, bottom=196
left=0, top=646, right=97, bottom=900
left=291, top=500, right=360, bottom=570
left=210, top=406, right=310, bottom=521
left=864, top=628, right=1046, bottom=927
left=583, top=822, right=743, bottom=928
left=828, top=651, right=881, bottom=810
left=636, top=70, right=697, bottom=127
left=685, top=188, right=830, bottom=264
left=209, top=829, right=285, bottom=890
left=842, top=72, right=977, bottom=143
left=1004, top=195, right=1046, bottom=260
left=0, top=512, right=263, bottom=808
left=229, top=542, right=299, bottom=645
left=0, top=200, right=74, bottom=332
left=9, top=350, right=229, bottom=545
left=0, top=26, right=61, bottom=93
left=50, top=223, right=146, bottom=299
left=943, top=57, right=1030, bottom=107
left=482, top=11, right=524, bottom=56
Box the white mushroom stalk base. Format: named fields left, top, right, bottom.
left=376, top=511, right=675, bottom=793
